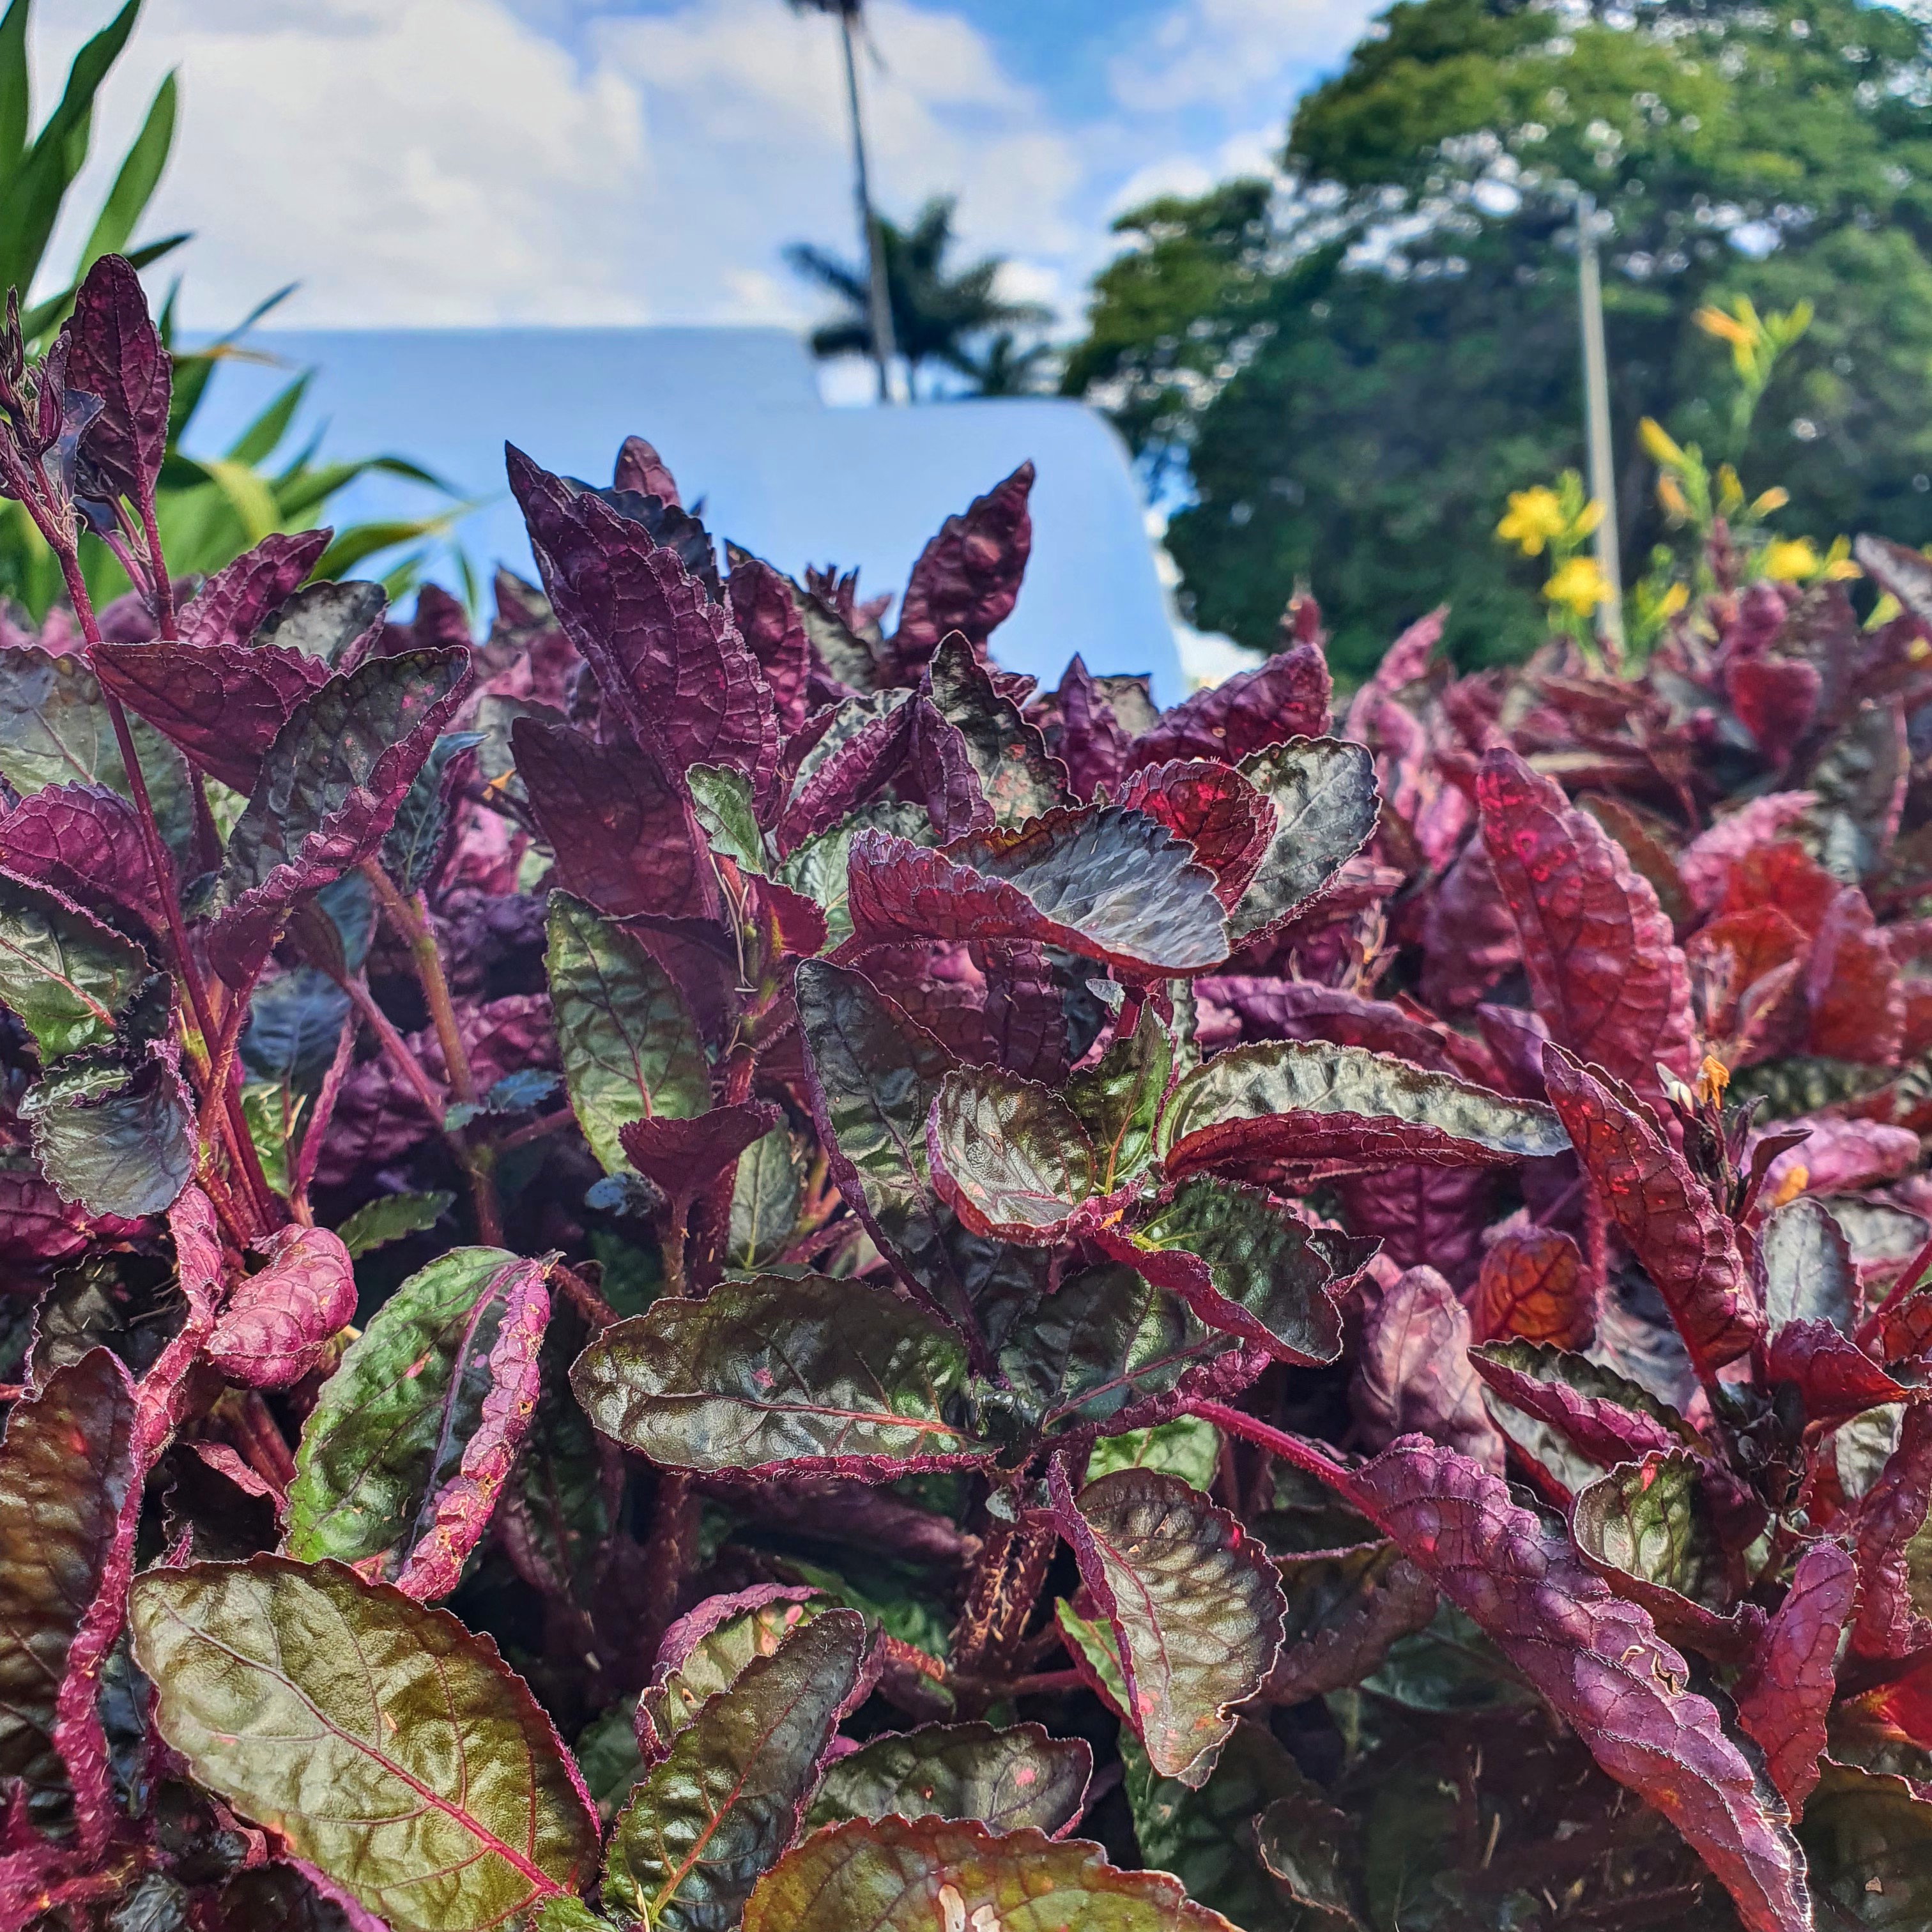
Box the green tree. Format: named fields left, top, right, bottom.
left=788, top=195, right=1052, bottom=398
left=1067, top=0, right=1932, bottom=680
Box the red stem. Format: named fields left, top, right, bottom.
left=137, top=491, right=178, bottom=641
left=1188, top=1400, right=1357, bottom=1493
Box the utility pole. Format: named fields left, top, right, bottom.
left=801, top=0, right=902, bottom=404
left=1575, top=191, right=1625, bottom=654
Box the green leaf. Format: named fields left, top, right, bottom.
left=532, top=1901, right=616, bottom=1932
left=1156, top=1037, right=1568, bottom=1174
left=1254, top=1781, right=1370, bottom=1931
left=1227, top=738, right=1379, bottom=944
left=0, top=0, right=27, bottom=181
left=1089, top=1416, right=1222, bottom=1491
left=0, top=873, right=150, bottom=1061
left=928, top=1064, right=1094, bottom=1241
left=1759, top=1196, right=1856, bottom=1333
left=687, top=763, right=765, bottom=872
left=805, top=1721, right=1092, bottom=1836
left=75, top=66, right=176, bottom=270
left=727, top=1125, right=801, bottom=1269
left=1052, top=1467, right=1287, bottom=1786
left=604, top=1610, right=870, bottom=1931
left=1569, top=1450, right=1736, bottom=1643
left=130, top=1556, right=600, bottom=1932
left=1797, top=1762, right=1932, bottom=1927
left=284, top=1248, right=546, bottom=1576
left=772, top=802, right=928, bottom=949
left=1121, top=1176, right=1349, bottom=1365
left=25, top=1043, right=194, bottom=1219
left=1124, top=1721, right=1333, bottom=1932
left=569, top=1273, right=990, bottom=1477
left=638, top=1593, right=830, bottom=1761
left=0, top=1351, right=135, bottom=1811
left=383, top=729, right=484, bottom=895
left=1056, top=1597, right=1133, bottom=1717
left=334, top=1190, right=454, bottom=1259
left=547, top=891, right=709, bottom=1175
left=923, top=634, right=1067, bottom=827
left=1067, top=1003, right=1172, bottom=1191
left=742, top=1816, right=1241, bottom=1931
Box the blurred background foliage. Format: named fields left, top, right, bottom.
left=1065, top=0, right=1932, bottom=681
left=0, top=0, right=458, bottom=623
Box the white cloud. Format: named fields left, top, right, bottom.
left=1108, top=0, right=1377, bottom=113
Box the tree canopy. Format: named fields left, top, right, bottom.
left=1066, top=0, right=1932, bottom=680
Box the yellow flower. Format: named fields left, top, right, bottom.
left=1694, top=304, right=1755, bottom=347
left=1656, top=474, right=1689, bottom=521
left=1750, top=487, right=1790, bottom=515
left=1638, top=417, right=1685, bottom=467
left=1759, top=537, right=1822, bottom=581
left=1654, top=581, right=1690, bottom=619
left=1819, top=535, right=1861, bottom=581
left=1769, top=1163, right=1809, bottom=1209
left=1568, top=498, right=1606, bottom=541
left=1497, top=487, right=1568, bottom=556
left=1544, top=556, right=1613, bottom=615
left=1717, top=464, right=1745, bottom=517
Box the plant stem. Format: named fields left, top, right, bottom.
left=137, top=491, right=178, bottom=641
left=361, top=861, right=477, bottom=1103
left=496, top=1107, right=572, bottom=1154
left=639, top=1469, right=696, bottom=1664
left=549, top=1261, right=617, bottom=1331
left=1188, top=1400, right=1356, bottom=1493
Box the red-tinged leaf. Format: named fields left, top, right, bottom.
left=615, top=433, right=682, bottom=505
left=572, top=1273, right=992, bottom=1479
left=1570, top=1452, right=1756, bottom=1659
left=1721, top=839, right=1843, bottom=933
left=1353, top=1265, right=1505, bottom=1472
left=1048, top=1463, right=1286, bottom=1785
left=178, top=529, right=334, bottom=650
left=1098, top=1175, right=1352, bottom=1367
left=0, top=780, right=169, bottom=935
left=1736, top=1540, right=1858, bottom=1814
left=1470, top=1337, right=1701, bottom=1470
left=911, top=695, right=990, bottom=842
left=890, top=463, right=1034, bottom=671
left=1472, top=1227, right=1591, bottom=1349
left=742, top=1814, right=1240, bottom=1932
left=1728, top=656, right=1821, bottom=762
left=1850, top=1399, right=1932, bottom=1660
left=1476, top=747, right=1696, bottom=1091
left=847, top=807, right=1229, bottom=976
left=1687, top=907, right=1809, bottom=1060
left=64, top=255, right=169, bottom=502
left=1282, top=1434, right=1809, bottom=1932
left=0, top=1167, right=98, bottom=1266
left=1766, top=1320, right=1909, bottom=1427
left=726, top=553, right=811, bottom=737
left=1678, top=793, right=1818, bottom=913
left=210, top=647, right=474, bottom=988
left=1755, top=1117, right=1919, bottom=1200
left=1199, top=977, right=1497, bottom=1083
left=1224, top=737, right=1381, bottom=947
left=1117, top=760, right=1274, bottom=908
left=921, top=632, right=1068, bottom=830
left=1541, top=1045, right=1761, bottom=1374
left=514, top=717, right=716, bottom=923
left=1811, top=694, right=1908, bottom=877
left=1264, top=1542, right=1438, bottom=1705
left=926, top=1064, right=1093, bottom=1242
left=804, top=1719, right=1092, bottom=1837
left=1805, top=885, right=1905, bottom=1065
left=1333, top=1162, right=1495, bottom=1289
left=1577, top=792, right=1693, bottom=934
left=1157, top=1038, right=1568, bottom=1178
left=1050, top=654, right=1132, bottom=800
left=509, top=447, right=779, bottom=795
left=1343, top=608, right=1444, bottom=733
left=130, top=1556, right=601, bottom=1932
left=1420, top=837, right=1520, bottom=1013
left=1130, top=643, right=1330, bottom=767
left=206, top=1225, right=357, bottom=1390
left=0, top=1351, right=137, bottom=1809
left=392, top=1263, right=549, bottom=1602
left=977, top=937, right=1066, bottom=1084
left=775, top=693, right=917, bottom=856
left=620, top=1101, right=780, bottom=1211
left=92, top=638, right=333, bottom=793
left=637, top=1584, right=826, bottom=1761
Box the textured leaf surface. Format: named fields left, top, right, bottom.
left=726, top=1124, right=801, bottom=1268
left=547, top=892, right=709, bottom=1174
left=1469, top=1338, right=1699, bottom=1474
left=638, top=1588, right=826, bottom=1762
left=1105, top=1176, right=1348, bottom=1367
left=926, top=1064, right=1093, bottom=1241
left=1570, top=1451, right=1742, bottom=1650
left=741, top=1815, right=1238, bottom=1932
left=1116, top=760, right=1275, bottom=910
left=1471, top=1227, right=1590, bottom=1349
left=1225, top=738, right=1379, bottom=945
left=1158, top=1038, right=1567, bottom=1176
left=621, top=1103, right=779, bottom=1211
left=1542, top=1045, right=1760, bottom=1372
left=1306, top=1436, right=1809, bottom=1932
left=0, top=871, right=148, bottom=1061
left=0, top=779, right=171, bottom=935
left=1735, top=1540, right=1857, bottom=1814
left=1760, top=1197, right=1857, bottom=1333
left=604, top=1610, right=868, bottom=1932
left=1131, top=645, right=1330, bottom=767
left=1850, top=1399, right=1932, bottom=1660
left=0, top=1351, right=135, bottom=1803
left=891, top=463, right=1033, bottom=668
left=847, top=807, right=1229, bottom=975
left=286, top=1250, right=549, bottom=1582
left=1353, top=1266, right=1503, bottom=1471
left=66, top=254, right=171, bottom=500
left=1068, top=1004, right=1172, bottom=1191
left=1765, top=1319, right=1908, bottom=1427
left=206, top=1226, right=358, bottom=1389
left=1266, top=1543, right=1438, bottom=1705
left=1050, top=1465, right=1286, bottom=1784
left=922, top=633, right=1067, bottom=828
left=178, top=528, right=334, bottom=650
left=571, top=1273, right=988, bottom=1476
left=26, top=1038, right=195, bottom=1218
left=130, top=1556, right=599, bottom=1932
left=1796, top=1761, right=1932, bottom=1928
left=1478, top=747, right=1696, bottom=1089
left=804, top=1721, right=1091, bottom=1836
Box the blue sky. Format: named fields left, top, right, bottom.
left=41, top=0, right=1381, bottom=349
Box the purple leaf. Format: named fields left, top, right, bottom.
left=1471, top=1226, right=1591, bottom=1349
left=614, top=433, right=682, bottom=505
left=726, top=551, right=812, bottom=737
left=1333, top=1163, right=1494, bottom=1289
left=890, top=462, right=1034, bottom=671
left=920, top=632, right=1068, bottom=829
left=1117, top=760, right=1275, bottom=908
left=776, top=693, right=917, bottom=855
left=178, top=529, right=333, bottom=650
left=1047, top=654, right=1131, bottom=801
left=1540, top=1045, right=1760, bottom=1376
left=620, top=1101, right=781, bottom=1213
left=1469, top=1337, right=1700, bottom=1471
left=93, top=637, right=335, bottom=793
left=0, top=779, right=170, bottom=934
left=204, top=1225, right=358, bottom=1390
left=1850, top=1399, right=1932, bottom=1660
left=1763, top=1319, right=1908, bottom=1427
left=1735, top=1540, right=1857, bottom=1814
left=63, top=255, right=169, bottom=503
left=1130, top=643, right=1330, bottom=768
left=1353, top=1265, right=1505, bottom=1472
left=1677, top=793, right=1818, bottom=913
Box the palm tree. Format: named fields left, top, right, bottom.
left=786, top=197, right=1052, bottom=400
